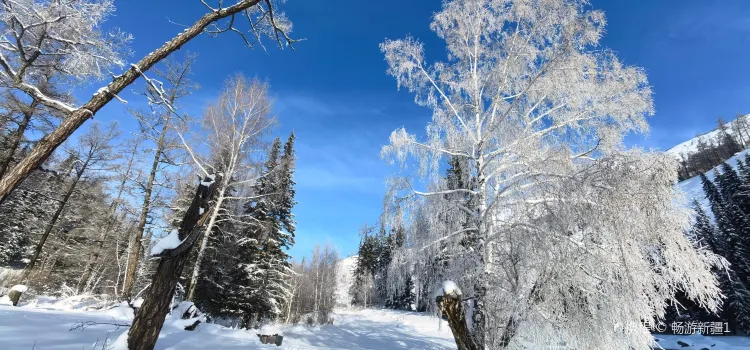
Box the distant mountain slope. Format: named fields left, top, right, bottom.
left=666, top=115, right=750, bottom=157
left=335, top=255, right=357, bottom=308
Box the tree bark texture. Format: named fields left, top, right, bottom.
left=437, top=292, right=477, bottom=350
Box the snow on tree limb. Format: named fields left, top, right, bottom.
left=0, top=0, right=297, bottom=204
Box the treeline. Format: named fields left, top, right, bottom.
left=668, top=155, right=750, bottom=334
left=677, top=115, right=749, bottom=181
left=350, top=225, right=415, bottom=310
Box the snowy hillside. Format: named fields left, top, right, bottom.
left=666, top=115, right=749, bottom=157
left=678, top=150, right=750, bottom=211
left=335, top=255, right=357, bottom=308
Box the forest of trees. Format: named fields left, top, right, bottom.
left=0, top=56, right=345, bottom=327
left=665, top=155, right=750, bottom=334
left=0, top=1, right=344, bottom=349
left=0, top=56, right=330, bottom=321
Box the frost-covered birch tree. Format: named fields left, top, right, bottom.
left=380, top=0, right=724, bottom=349
left=183, top=75, right=276, bottom=302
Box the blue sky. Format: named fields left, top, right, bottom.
left=76, top=0, right=750, bottom=259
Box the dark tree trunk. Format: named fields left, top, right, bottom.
left=126, top=174, right=219, bottom=350
left=437, top=290, right=477, bottom=350
left=0, top=0, right=265, bottom=204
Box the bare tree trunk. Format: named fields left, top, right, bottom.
left=186, top=189, right=226, bottom=301
left=78, top=145, right=138, bottom=293
left=0, top=0, right=267, bottom=204
left=123, top=118, right=171, bottom=297
left=22, top=158, right=88, bottom=275
left=0, top=103, right=35, bottom=181
left=127, top=175, right=219, bottom=350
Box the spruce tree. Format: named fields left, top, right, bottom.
left=227, top=136, right=297, bottom=325
left=699, top=173, right=750, bottom=333
left=278, top=132, right=297, bottom=235
left=691, top=200, right=724, bottom=255
left=717, top=162, right=745, bottom=208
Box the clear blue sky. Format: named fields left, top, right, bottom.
left=81, top=0, right=750, bottom=259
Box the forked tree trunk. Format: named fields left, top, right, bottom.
left=0, top=0, right=265, bottom=204
left=126, top=174, right=219, bottom=350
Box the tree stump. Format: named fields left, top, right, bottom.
left=436, top=283, right=477, bottom=350
left=7, top=285, right=27, bottom=306
left=257, top=334, right=283, bottom=346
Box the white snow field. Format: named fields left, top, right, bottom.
left=0, top=297, right=456, bottom=350
left=1, top=295, right=749, bottom=349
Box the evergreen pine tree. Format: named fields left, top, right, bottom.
left=717, top=162, right=745, bottom=208
left=699, top=173, right=750, bottom=333
left=691, top=200, right=724, bottom=255
left=227, top=136, right=297, bottom=326
left=278, top=132, right=297, bottom=235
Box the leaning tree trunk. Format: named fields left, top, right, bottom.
left=0, top=0, right=266, bottom=204
left=126, top=174, right=219, bottom=350
left=437, top=286, right=478, bottom=350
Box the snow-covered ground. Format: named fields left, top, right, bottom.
left=0, top=296, right=456, bottom=350
left=1, top=294, right=748, bottom=349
